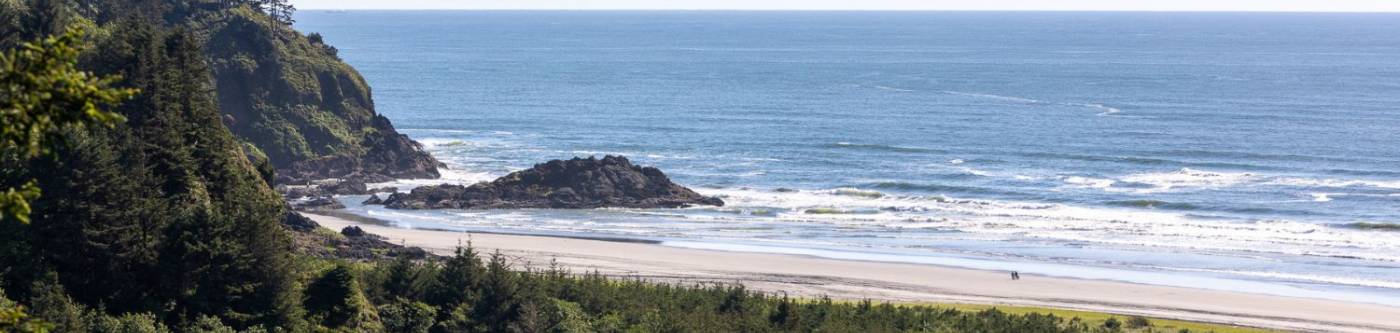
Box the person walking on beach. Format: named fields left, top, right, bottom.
left=1011, top=271, right=1020, bottom=280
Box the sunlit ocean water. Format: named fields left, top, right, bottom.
left=297, top=11, right=1400, bottom=305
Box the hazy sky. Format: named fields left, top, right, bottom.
left=291, top=0, right=1400, bottom=12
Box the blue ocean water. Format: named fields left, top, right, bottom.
left=295, top=11, right=1400, bottom=305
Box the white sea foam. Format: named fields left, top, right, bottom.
left=417, top=138, right=471, bottom=148
left=959, top=167, right=991, bottom=177
left=695, top=186, right=1400, bottom=263
left=366, top=167, right=496, bottom=191
left=943, top=90, right=1043, bottom=103
left=1061, top=176, right=1116, bottom=189
left=1152, top=267, right=1400, bottom=290
left=1073, top=102, right=1122, bottom=116
left=943, top=90, right=1123, bottom=116
left=1269, top=177, right=1400, bottom=190
left=1118, top=168, right=1257, bottom=192
left=873, top=85, right=915, bottom=92
left=1082, top=168, right=1400, bottom=194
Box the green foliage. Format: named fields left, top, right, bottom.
left=0, top=0, right=24, bottom=48
left=183, top=316, right=237, bottom=333
left=0, top=288, right=51, bottom=333
left=304, top=264, right=382, bottom=331
left=340, top=246, right=1137, bottom=333
left=0, top=181, right=38, bottom=225
left=0, top=26, right=136, bottom=223
left=1127, top=315, right=1152, bottom=329
left=546, top=299, right=592, bottom=333
left=428, top=246, right=483, bottom=310
left=1104, top=317, right=1123, bottom=331
left=475, top=251, right=523, bottom=332
left=87, top=312, right=170, bottom=333
left=377, top=299, right=435, bottom=333
left=203, top=6, right=381, bottom=169
left=26, top=276, right=86, bottom=332
left=1, top=3, right=299, bottom=330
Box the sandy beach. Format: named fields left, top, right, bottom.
left=307, top=213, right=1400, bottom=332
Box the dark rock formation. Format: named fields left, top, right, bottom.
left=320, top=178, right=368, bottom=195
left=293, top=196, right=345, bottom=211
left=282, top=211, right=320, bottom=232
left=273, top=128, right=442, bottom=184
left=280, top=185, right=319, bottom=200
left=341, top=226, right=366, bottom=237
left=362, top=194, right=384, bottom=205
left=383, top=155, right=723, bottom=210
left=333, top=230, right=429, bottom=260
left=288, top=222, right=432, bottom=261
left=369, top=187, right=398, bottom=194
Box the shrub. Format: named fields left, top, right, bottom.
left=1103, top=316, right=1123, bottom=331
left=378, top=299, right=435, bottom=333
left=1126, top=315, right=1152, bottom=328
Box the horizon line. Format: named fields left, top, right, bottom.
left=292, top=8, right=1400, bottom=14
left=294, top=8, right=1400, bottom=14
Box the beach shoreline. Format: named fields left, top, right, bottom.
left=306, top=212, right=1400, bottom=333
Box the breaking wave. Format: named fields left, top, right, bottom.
left=825, top=142, right=943, bottom=154
left=943, top=90, right=1123, bottom=116
left=1062, top=168, right=1400, bottom=194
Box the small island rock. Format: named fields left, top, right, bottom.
left=383, top=155, right=723, bottom=209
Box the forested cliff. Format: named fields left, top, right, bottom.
left=199, top=6, right=441, bottom=184
left=0, top=0, right=433, bottom=330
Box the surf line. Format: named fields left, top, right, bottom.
left=941, top=90, right=1121, bottom=116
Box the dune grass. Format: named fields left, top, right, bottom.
left=822, top=299, right=1275, bottom=332
left=928, top=303, right=1276, bottom=333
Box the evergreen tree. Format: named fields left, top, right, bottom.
left=305, top=265, right=360, bottom=328
left=429, top=246, right=483, bottom=309
left=474, top=251, right=521, bottom=332
left=7, top=16, right=298, bottom=330
left=381, top=255, right=426, bottom=302
left=304, top=264, right=381, bottom=331
left=0, top=288, right=50, bottom=333
left=26, top=275, right=86, bottom=332
left=1, top=26, right=135, bottom=224
left=378, top=299, right=435, bottom=333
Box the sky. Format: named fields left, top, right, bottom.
left=291, top=0, right=1400, bottom=12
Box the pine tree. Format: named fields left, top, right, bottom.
left=1, top=26, right=135, bottom=224
left=304, top=264, right=381, bottom=331
left=305, top=265, right=361, bottom=328
left=382, top=256, right=424, bottom=302
left=429, top=246, right=483, bottom=309
left=474, top=251, right=521, bottom=332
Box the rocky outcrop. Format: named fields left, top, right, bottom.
left=340, top=226, right=367, bottom=237
left=202, top=8, right=442, bottom=185
left=287, top=220, right=432, bottom=261
left=362, top=194, right=384, bottom=205
left=282, top=211, right=321, bottom=232
left=320, top=178, right=369, bottom=195
left=384, top=156, right=723, bottom=210
left=293, top=196, right=345, bottom=211
left=273, top=118, right=444, bottom=184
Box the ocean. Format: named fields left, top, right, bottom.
left=294, top=11, right=1400, bottom=305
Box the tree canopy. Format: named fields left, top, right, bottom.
left=0, top=26, right=136, bottom=224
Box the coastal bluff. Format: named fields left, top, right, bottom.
left=382, top=155, right=724, bottom=209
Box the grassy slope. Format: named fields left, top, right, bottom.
left=921, top=303, right=1275, bottom=333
